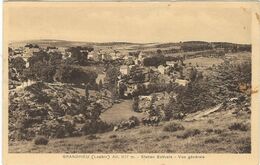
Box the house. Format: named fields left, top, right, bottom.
left=175, top=79, right=189, bottom=86
left=134, top=59, right=140, bottom=65
left=58, top=47, right=67, bottom=56
left=138, top=95, right=152, bottom=111
left=135, top=51, right=146, bottom=65
left=47, top=46, right=58, bottom=53
left=120, top=65, right=130, bottom=75
left=24, top=47, right=40, bottom=57
left=110, top=52, right=117, bottom=60
left=166, top=61, right=178, bottom=67
left=138, top=51, right=145, bottom=61
left=170, top=71, right=180, bottom=78
left=88, top=51, right=95, bottom=60
left=123, top=84, right=138, bottom=97
left=143, top=82, right=150, bottom=88
left=158, top=65, right=166, bottom=74
left=62, top=51, right=72, bottom=59
left=23, top=58, right=30, bottom=68
left=123, top=54, right=129, bottom=60
left=158, top=65, right=171, bottom=75
left=158, top=74, right=172, bottom=84
left=102, top=53, right=113, bottom=61
left=13, top=48, right=23, bottom=56
left=139, top=95, right=152, bottom=101
left=96, top=73, right=106, bottom=84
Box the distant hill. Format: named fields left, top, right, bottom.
left=9, top=39, right=251, bottom=51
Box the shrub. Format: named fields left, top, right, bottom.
left=139, top=129, right=152, bottom=134
left=129, top=116, right=140, bottom=126
left=82, top=119, right=113, bottom=135
left=228, top=122, right=249, bottom=131
left=87, top=135, right=99, bottom=140
left=160, top=135, right=170, bottom=140
left=206, top=128, right=214, bottom=133
left=132, top=97, right=139, bottom=112
left=53, top=122, right=76, bottom=138
left=177, top=129, right=201, bottom=139
left=214, top=129, right=224, bottom=134
left=207, top=119, right=214, bottom=124
left=238, top=137, right=251, bottom=153
left=55, top=126, right=66, bottom=138
left=34, top=136, right=49, bottom=145
left=109, top=135, right=117, bottom=139
left=204, top=137, right=220, bottom=144
left=163, top=122, right=185, bottom=132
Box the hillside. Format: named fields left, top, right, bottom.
left=8, top=39, right=252, bottom=154
left=9, top=107, right=250, bottom=153
left=9, top=82, right=113, bottom=141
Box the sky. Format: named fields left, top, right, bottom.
left=5, top=2, right=252, bottom=44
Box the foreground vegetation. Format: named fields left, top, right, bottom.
left=9, top=109, right=250, bottom=153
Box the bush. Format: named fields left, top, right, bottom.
left=214, top=129, right=224, bottom=134
left=55, top=126, right=66, bottom=138
left=177, top=129, right=201, bottom=139
left=238, top=137, right=251, bottom=153
left=109, top=135, right=117, bottom=139
left=139, top=129, right=152, bottom=134
left=34, top=136, right=49, bottom=145
left=82, top=119, right=113, bottom=135
left=163, top=122, right=185, bottom=132
left=206, top=128, right=214, bottom=133
left=204, top=137, right=220, bottom=144
left=86, top=135, right=99, bottom=140
left=228, top=122, right=249, bottom=131
left=129, top=116, right=140, bottom=126
left=160, top=135, right=170, bottom=140
left=52, top=122, right=76, bottom=138
left=207, top=119, right=214, bottom=124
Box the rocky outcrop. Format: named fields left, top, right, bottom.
left=8, top=82, right=112, bottom=141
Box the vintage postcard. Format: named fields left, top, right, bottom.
left=3, top=2, right=260, bottom=165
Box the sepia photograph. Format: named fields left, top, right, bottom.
left=4, top=2, right=257, bottom=156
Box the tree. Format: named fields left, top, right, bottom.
left=189, top=67, right=198, bottom=82
left=132, top=97, right=139, bottom=112
left=40, top=65, right=56, bottom=82
left=143, top=56, right=166, bottom=67
left=66, top=46, right=93, bottom=65
left=105, top=66, right=120, bottom=86
left=68, top=47, right=86, bottom=65
left=28, top=51, right=50, bottom=67
left=25, top=44, right=39, bottom=49
left=132, top=72, right=145, bottom=82
left=149, top=94, right=160, bottom=117
left=49, top=52, right=63, bottom=65
left=55, top=65, right=97, bottom=85
left=98, top=80, right=103, bottom=91
left=157, top=49, right=162, bottom=55
left=163, top=96, right=182, bottom=121
left=10, top=57, right=26, bottom=74
left=134, top=84, right=146, bottom=96
left=85, top=84, right=89, bottom=102
left=118, top=83, right=127, bottom=98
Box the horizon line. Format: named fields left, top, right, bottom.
left=9, top=39, right=252, bottom=45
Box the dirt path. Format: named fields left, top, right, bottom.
left=184, top=103, right=223, bottom=121
left=100, top=100, right=145, bottom=124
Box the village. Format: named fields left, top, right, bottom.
left=8, top=40, right=252, bottom=153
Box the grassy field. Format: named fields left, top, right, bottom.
left=184, top=57, right=224, bottom=68
left=9, top=108, right=250, bottom=153
left=100, top=100, right=145, bottom=124
left=225, top=52, right=251, bottom=63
